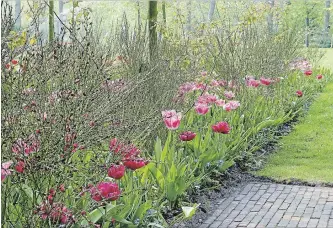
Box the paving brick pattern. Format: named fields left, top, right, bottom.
left=200, top=183, right=333, bottom=228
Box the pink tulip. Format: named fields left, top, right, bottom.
left=229, top=100, right=240, bottom=110
left=246, top=79, right=260, bottom=87
left=215, top=99, right=226, bottom=107
left=195, top=103, right=209, bottom=115
left=212, top=121, right=230, bottom=134
left=223, top=101, right=240, bottom=111
left=201, top=71, right=207, bottom=77
left=316, top=74, right=323, bottom=80
left=1, top=161, right=13, bottom=182
left=197, top=94, right=218, bottom=104
left=224, top=91, right=235, bottom=99
left=161, top=110, right=182, bottom=130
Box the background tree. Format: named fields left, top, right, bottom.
left=49, top=0, right=54, bottom=41
left=15, top=0, right=21, bottom=29
left=208, top=0, right=216, bottom=21
left=324, top=0, right=331, bottom=46
left=148, top=1, right=158, bottom=58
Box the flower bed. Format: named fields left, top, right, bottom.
left=2, top=2, right=332, bottom=226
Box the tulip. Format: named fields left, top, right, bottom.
left=197, top=94, right=218, bottom=104
left=11, top=59, right=18, bottom=65
left=212, top=121, right=230, bottom=134
left=108, top=164, right=126, bottom=179
left=195, top=103, right=209, bottom=115
left=304, top=70, right=312, bottom=76
left=90, top=182, right=121, bottom=201
left=1, top=161, right=13, bottom=182
left=161, top=110, right=182, bottom=130
left=123, top=159, right=148, bottom=170
left=317, top=74, right=323, bottom=80
left=260, top=77, right=271, bottom=86
left=59, top=184, right=66, bottom=192
left=15, top=161, right=25, bottom=173
left=179, top=131, right=196, bottom=141
left=246, top=79, right=260, bottom=87
left=201, top=71, right=207, bottom=77
left=224, top=91, right=235, bottom=99
left=215, top=99, right=226, bottom=107
left=296, top=90, right=303, bottom=97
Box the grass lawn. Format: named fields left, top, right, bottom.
left=319, top=48, right=333, bottom=70
left=256, top=49, right=333, bottom=183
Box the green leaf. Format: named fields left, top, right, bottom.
left=148, top=164, right=165, bottom=190
left=181, top=204, right=199, bottom=218
left=21, top=184, right=33, bottom=200
left=81, top=203, right=116, bottom=226
left=161, top=132, right=171, bottom=163
left=134, top=200, right=152, bottom=221
left=154, top=137, right=162, bottom=163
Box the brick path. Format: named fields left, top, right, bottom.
left=200, top=183, right=333, bottom=228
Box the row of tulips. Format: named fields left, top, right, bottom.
left=1, top=62, right=331, bottom=227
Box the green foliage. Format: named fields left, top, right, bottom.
left=2, top=1, right=333, bottom=227
left=257, top=80, right=333, bottom=183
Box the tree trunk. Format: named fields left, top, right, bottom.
left=208, top=0, right=216, bottom=22
left=325, top=0, right=331, bottom=35
left=148, top=1, right=158, bottom=59
left=15, top=0, right=21, bottom=29
left=58, top=0, right=64, bottom=35
left=267, top=0, right=274, bottom=34
left=186, top=0, right=192, bottom=32
left=137, top=1, right=141, bottom=30
left=305, top=14, right=310, bottom=47
left=162, top=1, right=166, bottom=25
left=49, top=0, right=54, bottom=42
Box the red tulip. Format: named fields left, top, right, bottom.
left=212, top=121, right=230, bottom=134
left=161, top=110, right=182, bottom=130
left=260, top=77, right=271, bottom=86
left=123, top=159, right=148, bottom=170
left=179, top=131, right=196, bottom=141
left=296, top=90, right=303, bottom=97
left=195, top=103, right=209, bottom=115
left=316, top=74, right=323, bottom=80
left=108, top=164, right=126, bottom=179
left=304, top=70, right=312, bottom=76
left=15, top=161, right=25, bottom=173
left=90, top=182, right=121, bottom=202
left=5, top=63, right=11, bottom=69
left=11, top=59, right=18, bottom=65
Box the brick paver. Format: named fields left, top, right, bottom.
left=200, top=183, right=333, bottom=228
